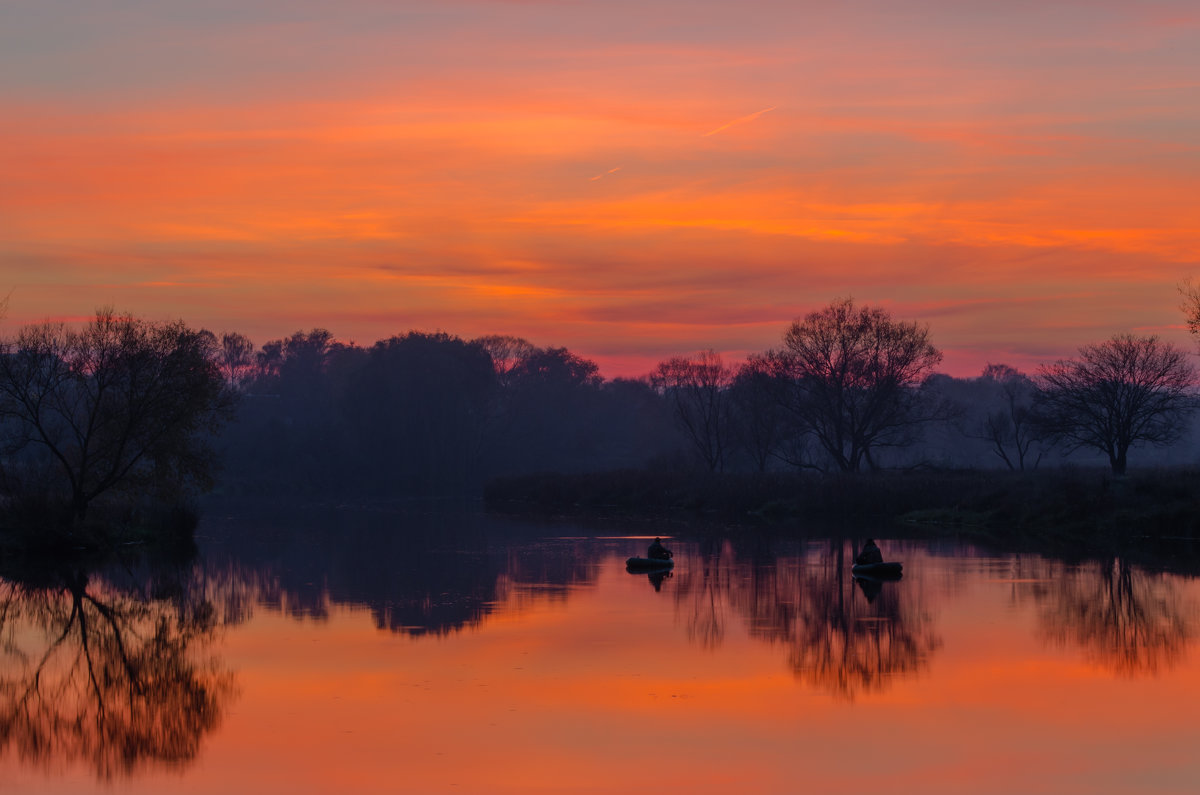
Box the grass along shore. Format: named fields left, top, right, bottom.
left=484, top=466, right=1200, bottom=548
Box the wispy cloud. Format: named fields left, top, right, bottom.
left=703, top=106, right=776, bottom=137
left=589, top=166, right=622, bottom=181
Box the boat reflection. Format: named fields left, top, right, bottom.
left=205, top=504, right=1199, bottom=688
left=645, top=568, right=673, bottom=592
left=673, top=539, right=941, bottom=699
left=207, top=506, right=1198, bottom=688
left=6, top=507, right=1199, bottom=790
left=0, top=550, right=236, bottom=780
left=853, top=571, right=903, bottom=603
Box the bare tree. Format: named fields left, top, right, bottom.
left=775, top=298, right=944, bottom=472
left=652, top=350, right=733, bottom=472
left=1179, top=278, right=1200, bottom=340
left=971, top=364, right=1046, bottom=471
left=1035, top=334, right=1195, bottom=475
left=0, top=310, right=232, bottom=522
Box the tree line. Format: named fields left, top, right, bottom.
left=2, top=292, right=1199, bottom=535
left=656, top=298, right=1197, bottom=477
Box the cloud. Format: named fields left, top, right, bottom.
left=702, top=106, right=777, bottom=137
left=2, top=2, right=1198, bottom=376
left=589, top=166, right=622, bottom=181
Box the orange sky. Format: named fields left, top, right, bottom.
left=2, top=1, right=1198, bottom=376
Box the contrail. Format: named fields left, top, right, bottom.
left=589, top=166, right=622, bottom=181
left=703, top=106, right=777, bottom=137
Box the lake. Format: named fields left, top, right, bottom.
left=2, top=501, right=1198, bottom=793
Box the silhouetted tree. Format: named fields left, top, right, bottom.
left=342, top=332, right=495, bottom=493
left=510, top=346, right=601, bottom=388
left=1180, top=278, right=1200, bottom=341
left=254, top=339, right=283, bottom=380
left=773, top=298, right=944, bottom=472
left=279, top=329, right=334, bottom=384
left=491, top=346, right=609, bottom=473
left=1035, top=334, right=1195, bottom=475
left=473, top=334, right=536, bottom=389
left=728, top=355, right=792, bottom=473
left=652, top=350, right=733, bottom=472
left=970, top=364, right=1046, bottom=470
left=591, top=377, right=681, bottom=469
left=218, top=332, right=254, bottom=390
left=0, top=310, right=232, bottom=523
left=235, top=329, right=350, bottom=490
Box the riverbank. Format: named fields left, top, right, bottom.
left=484, top=467, right=1200, bottom=551
left=0, top=495, right=200, bottom=558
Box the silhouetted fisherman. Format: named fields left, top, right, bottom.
left=647, top=537, right=672, bottom=561
left=856, top=538, right=883, bottom=566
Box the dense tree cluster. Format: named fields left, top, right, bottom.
left=218, top=331, right=679, bottom=495
left=3, top=295, right=1197, bottom=523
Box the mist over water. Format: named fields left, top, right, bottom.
left=2, top=501, right=1197, bottom=793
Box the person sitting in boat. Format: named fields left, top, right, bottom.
left=856, top=538, right=883, bottom=566
left=647, top=537, right=672, bottom=560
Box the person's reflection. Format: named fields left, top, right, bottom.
left=853, top=562, right=903, bottom=604
left=1037, top=557, right=1195, bottom=676
left=646, top=569, right=672, bottom=592
left=853, top=574, right=884, bottom=603
left=0, top=558, right=234, bottom=779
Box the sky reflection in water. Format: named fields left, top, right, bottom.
left=2, top=505, right=1198, bottom=793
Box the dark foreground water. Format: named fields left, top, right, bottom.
left=2, top=502, right=1199, bottom=793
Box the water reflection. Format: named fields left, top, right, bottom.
left=501, top=540, right=596, bottom=606
left=675, top=539, right=942, bottom=700
left=6, top=506, right=1200, bottom=791
left=645, top=569, right=673, bottom=592
left=853, top=573, right=892, bottom=602
left=202, top=506, right=1197, bottom=689
left=1036, top=557, right=1195, bottom=676
left=672, top=539, right=729, bottom=649
left=0, top=551, right=235, bottom=779
left=201, top=504, right=599, bottom=637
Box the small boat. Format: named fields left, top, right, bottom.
left=852, top=561, right=903, bottom=577
left=626, top=557, right=674, bottom=571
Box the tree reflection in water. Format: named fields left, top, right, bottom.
left=671, top=537, right=728, bottom=649
left=1037, top=557, right=1196, bottom=676
left=0, top=553, right=234, bottom=779
left=200, top=505, right=601, bottom=638
left=674, top=538, right=941, bottom=699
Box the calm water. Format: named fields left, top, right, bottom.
left=2, top=502, right=1199, bottom=794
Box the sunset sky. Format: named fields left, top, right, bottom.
left=2, top=1, right=1198, bottom=377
